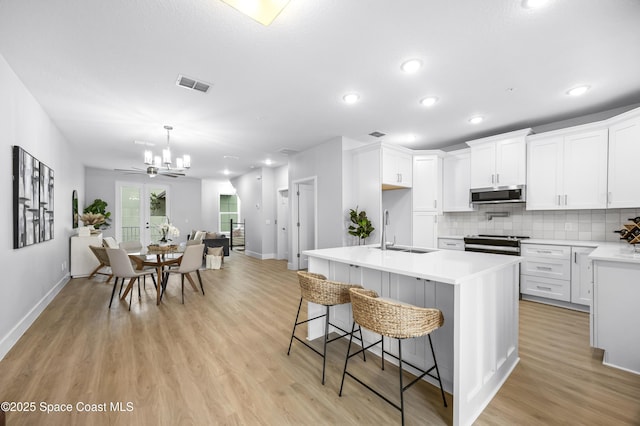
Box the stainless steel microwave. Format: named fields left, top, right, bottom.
left=470, top=185, right=526, bottom=204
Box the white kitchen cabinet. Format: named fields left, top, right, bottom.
left=438, top=238, right=465, bottom=251
left=70, top=234, right=103, bottom=277
left=443, top=149, right=473, bottom=212
left=526, top=126, right=608, bottom=210
left=571, top=247, right=594, bottom=306
left=607, top=110, right=640, bottom=208
left=382, top=145, right=412, bottom=189
left=520, top=243, right=571, bottom=302
left=412, top=153, right=443, bottom=212
left=412, top=212, right=438, bottom=249
left=467, top=128, right=531, bottom=188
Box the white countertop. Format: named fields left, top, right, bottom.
left=589, top=244, right=640, bottom=264
left=303, top=245, right=522, bottom=285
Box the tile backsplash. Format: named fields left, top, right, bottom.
left=439, top=204, right=640, bottom=243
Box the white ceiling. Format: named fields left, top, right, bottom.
left=1, top=0, right=639, bottom=179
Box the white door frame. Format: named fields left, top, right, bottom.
left=115, top=181, right=171, bottom=245
left=276, top=187, right=289, bottom=260
left=291, top=176, right=317, bottom=270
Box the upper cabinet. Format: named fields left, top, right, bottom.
left=466, top=128, right=532, bottom=188
left=382, top=145, right=412, bottom=189
left=608, top=109, right=640, bottom=208
left=527, top=125, right=608, bottom=210
left=443, top=149, right=474, bottom=212
left=412, top=152, right=443, bottom=213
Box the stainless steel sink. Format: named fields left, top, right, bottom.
left=374, top=246, right=434, bottom=254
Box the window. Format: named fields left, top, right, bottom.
left=219, top=194, right=240, bottom=234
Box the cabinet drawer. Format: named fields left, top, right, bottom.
left=438, top=238, right=464, bottom=251
left=521, top=243, right=571, bottom=260
left=521, top=275, right=570, bottom=302
left=522, top=258, right=571, bottom=280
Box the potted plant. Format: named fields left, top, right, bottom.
left=348, top=206, right=374, bottom=245
left=82, top=198, right=111, bottom=229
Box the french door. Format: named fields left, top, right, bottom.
left=115, top=182, right=171, bottom=246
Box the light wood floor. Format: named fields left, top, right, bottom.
left=1, top=252, right=639, bottom=425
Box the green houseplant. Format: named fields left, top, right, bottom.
left=348, top=206, right=374, bottom=245
left=82, top=198, right=111, bottom=229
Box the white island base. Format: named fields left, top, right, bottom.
left=304, top=246, right=522, bottom=426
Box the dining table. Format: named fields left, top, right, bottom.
left=124, top=244, right=184, bottom=305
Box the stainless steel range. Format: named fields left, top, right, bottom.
left=463, top=234, right=530, bottom=256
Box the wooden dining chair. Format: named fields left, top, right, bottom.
left=160, top=243, right=205, bottom=304
left=106, top=247, right=156, bottom=310
left=88, top=245, right=113, bottom=283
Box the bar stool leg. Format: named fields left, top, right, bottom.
left=381, top=337, right=385, bottom=371
left=356, top=325, right=366, bottom=362
left=322, top=305, right=330, bottom=385
left=287, top=298, right=303, bottom=356
left=339, top=322, right=357, bottom=396
left=428, top=334, right=448, bottom=407
left=398, top=339, right=405, bottom=426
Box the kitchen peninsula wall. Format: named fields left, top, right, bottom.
left=438, top=205, right=640, bottom=243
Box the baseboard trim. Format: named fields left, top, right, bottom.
left=0, top=274, right=70, bottom=361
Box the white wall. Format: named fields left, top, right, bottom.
left=0, top=54, right=84, bottom=360
left=85, top=167, right=202, bottom=244
left=201, top=178, right=235, bottom=232
left=288, top=137, right=345, bottom=266
left=231, top=168, right=263, bottom=258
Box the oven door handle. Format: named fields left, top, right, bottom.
left=464, top=244, right=520, bottom=253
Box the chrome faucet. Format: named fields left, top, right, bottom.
left=380, top=209, right=395, bottom=250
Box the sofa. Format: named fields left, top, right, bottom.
left=189, top=230, right=230, bottom=256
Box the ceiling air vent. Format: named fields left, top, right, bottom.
left=369, top=131, right=386, bottom=138
left=176, top=74, right=211, bottom=93
left=277, top=148, right=298, bottom=156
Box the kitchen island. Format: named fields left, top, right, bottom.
left=303, top=245, right=522, bottom=426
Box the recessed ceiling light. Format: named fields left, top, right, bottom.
left=220, top=0, right=291, bottom=26
left=223, top=169, right=230, bottom=176
left=408, top=134, right=417, bottom=142
left=566, top=85, right=590, bottom=96
left=400, top=59, right=422, bottom=73
left=469, top=116, right=484, bottom=124
left=522, top=0, right=548, bottom=9
left=264, top=158, right=273, bottom=166
left=343, top=93, right=360, bottom=104
left=420, top=96, right=438, bottom=107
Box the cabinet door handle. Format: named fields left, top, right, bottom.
left=536, top=285, right=552, bottom=291
left=564, top=194, right=568, bottom=205
left=496, top=173, right=500, bottom=184
left=536, top=266, right=553, bottom=271
left=537, top=250, right=552, bottom=254
left=574, top=252, right=577, bottom=263
left=433, top=200, right=437, bottom=209
left=446, top=243, right=456, bottom=246
left=557, top=195, right=561, bottom=206
left=491, top=174, right=495, bottom=184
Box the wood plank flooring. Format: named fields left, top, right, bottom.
left=0, top=252, right=639, bottom=425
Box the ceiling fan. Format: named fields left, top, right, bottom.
left=115, top=125, right=190, bottom=178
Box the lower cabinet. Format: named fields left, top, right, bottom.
left=437, top=238, right=464, bottom=251
left=70, top=234, right=103, bottom=277
left=520, top=243, right=593, bottom=310
left=571, top=247, right=594, bottom=305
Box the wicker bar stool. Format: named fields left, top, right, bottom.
left=287, top=271, right=367, bottom=385
left=339, top=288, right=447, bottom=425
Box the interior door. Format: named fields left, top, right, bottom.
left=116, top=182, right=170, bottom=246
left=296, top=181, right=315, bottom=270
left=277, top=189, right=289, bottom=260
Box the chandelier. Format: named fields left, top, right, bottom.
left=143, top=125, right=190, bottom=177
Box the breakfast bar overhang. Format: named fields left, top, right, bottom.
left=303, top=246, right=523, bottom=426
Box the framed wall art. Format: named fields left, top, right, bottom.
left=12, top=146, right=54, bottom=249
